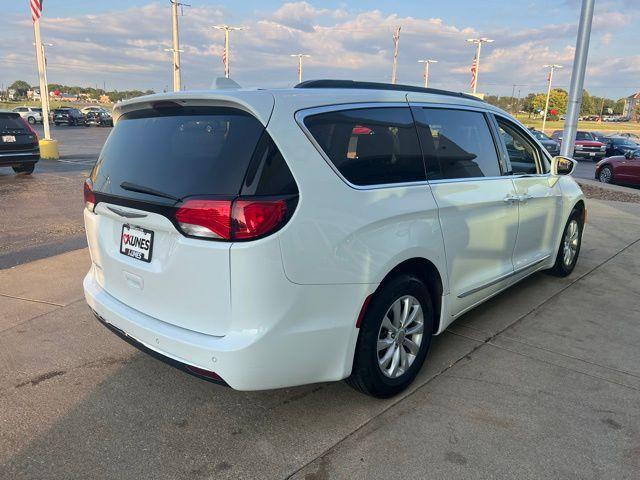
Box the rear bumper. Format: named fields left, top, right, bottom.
left=84, top=270, right=373, bottom=390
left=0, top=150, right=40, bottom=166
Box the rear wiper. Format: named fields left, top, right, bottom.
left=120, top=181, right=181, bottom=202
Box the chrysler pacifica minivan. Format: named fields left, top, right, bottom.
left=84, top=80, right=584, bottom=398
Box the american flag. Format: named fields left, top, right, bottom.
left=30, top=0, right=43, bottom=22
left=470, top=55, right=478, bottom=91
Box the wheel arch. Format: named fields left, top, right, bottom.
left=572, top=199, right=586, bottom=225
left=377, top=257, right=444, bottom=335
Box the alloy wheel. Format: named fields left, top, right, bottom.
left=377, top=295, right=424, bottom=379
left=563, top=219, right=579, bottom=267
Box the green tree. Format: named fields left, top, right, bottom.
left=521, top=93, right=537, bottom=117
left=9, top=80, right=32, bottom=97
left=580, top=90, right=595, bottom=116
left=533, top=89, right=568, bottom=116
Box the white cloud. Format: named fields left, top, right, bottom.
left=0, top=1, right=637, bottom=97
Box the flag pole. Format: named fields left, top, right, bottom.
left=33, top=16, right=51, bottom=140
left=31, top=0, right=58, bottom=160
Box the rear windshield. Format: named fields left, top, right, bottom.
left=0, top=113, right=26, bottom=130
left=90, top=106, right=267, bottom=200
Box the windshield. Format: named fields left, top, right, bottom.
left=575, top=132, right=594, bottom=141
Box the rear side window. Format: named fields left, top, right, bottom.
left=303, top=107, right=425, bottom=186
left=415, top=108, right=501, bottom=180
left=0, top=114, right=27, bottom=130
left=91, top=106, right=266, bottom=200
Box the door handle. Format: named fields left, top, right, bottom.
left=504, top=194, right=532, bottom=204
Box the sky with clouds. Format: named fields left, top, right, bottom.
left=2, top=0, right=639, bottom=98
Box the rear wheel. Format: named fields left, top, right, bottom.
left=547, top=210, right=583, bottom=277
left=12, top=163, right=35, bottom=175
left=599, top=166, right=613, bottom=184
left=346, top=274, right=434, bottom=398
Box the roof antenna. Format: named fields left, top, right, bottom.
left=211, top=77, right=241, bottom=90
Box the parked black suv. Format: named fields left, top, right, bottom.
left=0, top=111, right=40, bottom=174
left=53, top=108, right=87, bottom=126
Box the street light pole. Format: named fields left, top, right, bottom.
left=466, top=37, right=493, bottom=94
left=290, top=54, right=310, bottom=84
left=168, top=1, right=189, bottom=92
left=418, top=59, right=437, bottom=88
left=561, top=0, right=596, bottom=158
left=542, top=64, right=562, bottom=134
left=213, top=25, right=245, bottom=78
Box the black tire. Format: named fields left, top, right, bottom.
left=346, top=274, right=434, bottom=398
left=12, top=163, right=35, bottom=175
left=547, top=209, right=583, bottom=277
left=599, top=166, right=614, bottom=184
left=27, top=116, right=36, bottom=125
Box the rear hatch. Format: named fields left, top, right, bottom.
left=85, top=102, right=272, bottom=336
left=0, top=113, right=38, bottom=152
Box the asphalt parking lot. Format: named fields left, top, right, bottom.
left=0, top=125, right=109, bottom=268
left=1, top=199, right=639, bottom=479
left=1, top=126, right=640, bottom=479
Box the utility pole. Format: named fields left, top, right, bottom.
left=561, top=0, right=595, bottom=158
left=165, top=1, right=189, bottom=92
left=418, top=59, right=437, bottom=88
left=466, top=37, right=494, bottom=94
left=213, top=25, right=245, bottom=78
left=510, top=84, right=525, bottom=113
left=542, top=64, right=562, bottom=134
left=290, top=54, right=310, bottom=84
left=391, top=27, right=401, bottom=84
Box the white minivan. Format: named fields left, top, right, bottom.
left=83, top=80, right=585, bottom=398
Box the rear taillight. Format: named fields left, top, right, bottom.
left=232, top=199, right=287, bottom=240
left=175, top=197, right=292, bottom=241
left=175, top=199, right=232, bottom=240
left=19, top=117, right=38, bottom=140
left=84, top=180, right=96, bottom=212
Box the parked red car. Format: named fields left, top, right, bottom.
left=551, top=130, right=606, bottom=161
left=595, top=150, right=640, bottom=186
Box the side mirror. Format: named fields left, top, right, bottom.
left=551, top=156, right=576, bottom=176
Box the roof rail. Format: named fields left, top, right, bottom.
left=295, top=79, right=483, bottom=102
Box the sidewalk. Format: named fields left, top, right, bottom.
left=1, top=199, right=639, bottom=480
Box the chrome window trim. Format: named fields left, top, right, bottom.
left=294, top=101, right=542, bottom=190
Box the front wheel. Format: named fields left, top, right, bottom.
left=27, top=116, right=36, bottom=125
left=346, top=274, right=434, bottom=398
left=547, top=210, right=583, bottom=277
left=599, top=166, right=613, bottom=184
